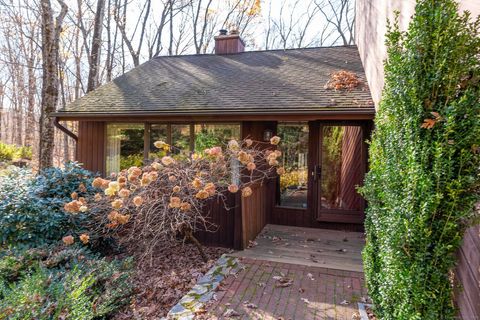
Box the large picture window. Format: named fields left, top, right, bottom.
left=107, top=122, right=240, bottom=173
left=277, top=123, right=309, bottom=208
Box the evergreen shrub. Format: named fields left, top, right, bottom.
left=361, top=0, right=480, bottom=319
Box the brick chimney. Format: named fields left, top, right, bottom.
left=214, top=29, right=245, bottom=55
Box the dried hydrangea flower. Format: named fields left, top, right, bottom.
left=80, top=234, right=89, bottom=244
left=169, top=197, right=182, bottom=208
left=180, top=202, right=192, bottom=211
left=62, top=235, right=74, bottom=246
left=118, top=188, right=130, bottom=198
left=195, top=190, right=209, bottom=199
left=247, top=162, right=256, bottom=171
left=228, top=139, right=240, bottom=151
left=161, top=156, right=175, bottom=166
left=204, top=182, right=216, bottom=196
left=242, top=187, right=253, bottom=198
left=111, top=199, right=123, bottom=209
left=270, top=136, right=281, bottom=145
left=133, top=196, right=143, bottom=207
left=192, top=178, right=202, bottom=189
left=228, top=184, right=239, bottom=193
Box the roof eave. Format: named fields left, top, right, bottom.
left=51, top=107, right=375, bottom=118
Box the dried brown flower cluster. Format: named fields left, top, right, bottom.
left=63, top=137, right=283, bottom=262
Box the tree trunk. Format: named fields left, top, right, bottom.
left=86, top=0, right=106, bottom=92
left=39, top=0, right=67, bottom=170
left=184, top=228, right=208, bottom=263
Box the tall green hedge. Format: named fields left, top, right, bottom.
left=361, top=1, right=480, bottom=319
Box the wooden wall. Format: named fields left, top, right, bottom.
left=195, top=193, right=237, bottom=248
left=355, top=0, right=480, bottom=106
left=76, top=121, right=105, bottom=174
left=455, top=224, right=480, bottom=319
left=241, top=183, right=269, bottom=249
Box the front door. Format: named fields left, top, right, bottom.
left=312, top=122, right=367, bottom=224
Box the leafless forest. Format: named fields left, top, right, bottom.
left=0, top=0, right=354, bottom=169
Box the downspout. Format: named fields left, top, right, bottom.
left=54, top=117, right=78, bottom=160
left=54, top=117, right=78, bottom=142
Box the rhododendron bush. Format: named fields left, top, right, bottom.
left=63, top=137, right=283, bottom=262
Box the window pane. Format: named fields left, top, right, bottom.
left=194, top=124, right=241, bottom=151
left=106, top=123, right=144, bottom=174
left=171, top=124, right=191, bottom=156
left=149, top=124, right=168, bottom=160
left=320, top=125, right=363, bottom=211
left=277, top=123, right=309, bottom=208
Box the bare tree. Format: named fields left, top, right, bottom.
left=86, top=0, right=105, bottom=92
left=38, top=0, right=67, bottom=170
left=315, top=0, right=355, bottom=45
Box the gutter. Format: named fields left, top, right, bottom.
left=54, top=117, right=78, bottom=142
left=50, top=108, right=376, bottom=118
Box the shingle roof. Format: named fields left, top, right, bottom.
left=54, top=45, right=374, bottom=116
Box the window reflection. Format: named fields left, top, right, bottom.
left=106, top=123, right=144, bottom=174
left=149, top=124, right=168, bottom=160
left=277, top=123, right=309, bottom=208
left=194, top=124, right=241, bottom=151
left=320, top=125, right=363, bottom=211
left=171, top=125, right=192, bottom=156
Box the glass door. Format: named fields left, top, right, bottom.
left=315, top=123, right=366, bottom=223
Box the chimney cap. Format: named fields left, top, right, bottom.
left=230, top=29, right=239, bottom=35
left=219, top=29, right=228, bottom=36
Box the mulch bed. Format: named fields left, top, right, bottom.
left=112, top=243, right=229, bottom=319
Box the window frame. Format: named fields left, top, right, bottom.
left=105, top=122, right=242, bottom=171
left=274, top=121, right=310, bottom=210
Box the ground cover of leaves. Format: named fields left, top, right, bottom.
left=112, top=243, right=229, bottom=319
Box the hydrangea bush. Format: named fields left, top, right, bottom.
left=0, top=163, right=96, bottom=248
left=62, top=137, right=284, bottom=262
left=360, top=1, right=480, bottom=319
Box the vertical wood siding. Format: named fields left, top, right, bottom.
left=241, top=183, right=269, bottom=249
left=195, top=194, right=236, bottom=248
left=76, top=121, right=105, bottom=174
left=455, top=225, right=480, bottom=319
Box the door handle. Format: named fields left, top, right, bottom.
left=312, top=165, right=321, bottom=181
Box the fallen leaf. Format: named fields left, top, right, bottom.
left=243, top=301, right=258, bottom=309
left=274, top=275, right=293, bottom=287
left=223, top=308, right=241, bottom=317
left=247, top=241, right=258, bottom=248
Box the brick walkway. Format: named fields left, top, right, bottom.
left=203, top=257, right=367, bottom=320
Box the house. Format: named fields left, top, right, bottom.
left=52, top=32, right=375, bottom=249
left=53, top=1, right=479, bottom=318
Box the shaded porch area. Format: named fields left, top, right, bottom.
left=230, top=224, right=365, bottom=273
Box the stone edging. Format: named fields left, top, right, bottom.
left=164, top=254, right=242, bottom=320
left=358, top=303, right=373, bottom=320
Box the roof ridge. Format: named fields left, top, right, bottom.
left=152, top=45, right=358, bottom=60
